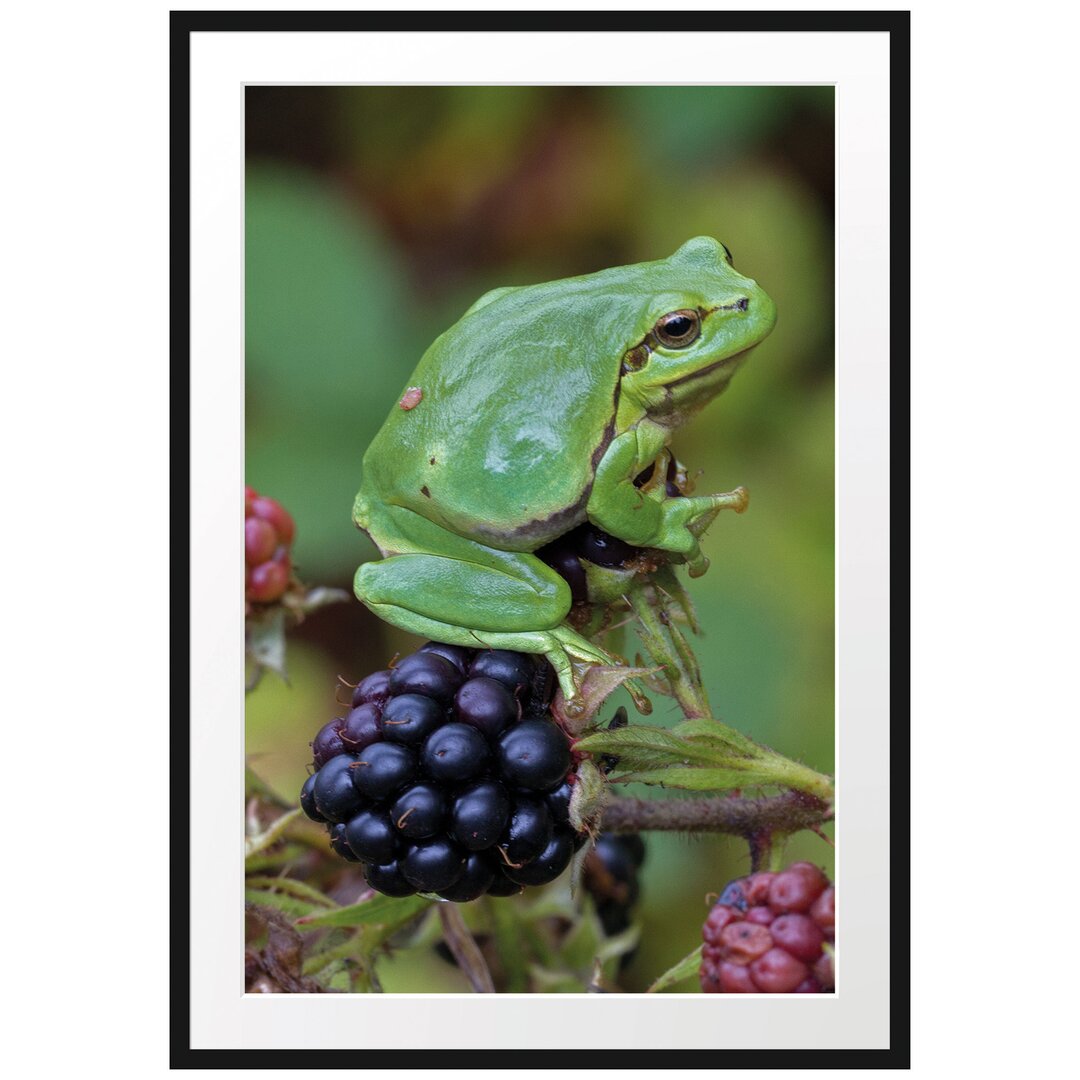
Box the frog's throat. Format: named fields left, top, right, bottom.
left=640, top=347, right=755, bottom=427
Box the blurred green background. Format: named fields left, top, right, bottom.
left=245, top=85, right=834, bottom=992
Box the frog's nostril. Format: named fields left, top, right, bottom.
left=717, top=297, right=750, bottom=313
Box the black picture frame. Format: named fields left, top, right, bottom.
left=172, top=8, right=909, bottom=1069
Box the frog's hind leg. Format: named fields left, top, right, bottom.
left=355, top=505, right=636, bottom=709
left=354, top=557, right=613, bottom=707
left=357, top=588, right=606, bottom=706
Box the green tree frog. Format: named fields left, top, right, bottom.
left=354, top=237, right=776, bottom=711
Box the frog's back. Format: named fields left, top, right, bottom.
left=358, top=279, right=632, bottom=551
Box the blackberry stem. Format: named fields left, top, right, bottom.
left=619, top=577, right=835, bottom=805
left=437, top=904, right=495, bottom=993
left=598, top=790, right=832, bottom=837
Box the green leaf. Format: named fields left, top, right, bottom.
left=246, top=607, right=288, bottom=682
left=296, top=893, right=432, bottom=930
left=245, top=887, right=322, bottom=918
left=568, top=758, right=606, bottom=834
left=595, top=922, right=641, bottom=967
left=579, top=719, right=834, bottom=800
left=574, top=724, right=726, bottom=771
left=555, top=906, right=605, bottom=972
left=245, top=875, right=337, bottom=909
left=611, top=766, right=761, bottom=791
left=672, top=716, right=762, bottom=756
left=647, top=944, right=703, bottom=993
left=488, top=898, right=529, bottom=993
left=245, top=808, right=302, bottom=859
left=244, top=843, right=310, bottom=874
left=527, top=965, right=585, bottom=994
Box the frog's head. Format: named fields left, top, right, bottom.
left=617, top=236, right=777, bottom=426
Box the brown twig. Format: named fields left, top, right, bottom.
left=437, top=903, right=495, bottom=993
left=598, top=790, right=832, bottom=837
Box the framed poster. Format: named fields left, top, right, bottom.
left=173, top=9, right=908, bottom=1067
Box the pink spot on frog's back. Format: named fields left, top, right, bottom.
left=399, top=387, right=423, bottom=410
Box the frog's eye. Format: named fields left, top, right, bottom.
left=653, top=309, right=701, bottom=349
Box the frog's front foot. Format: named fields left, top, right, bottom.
left=546, top=627, right=653, bottom=725
left=675, top=485, right=750, bottom=578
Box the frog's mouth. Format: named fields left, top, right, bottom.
left=642, top=341, right=762, bottom=427
left=664, top=345, right=752, bottom=390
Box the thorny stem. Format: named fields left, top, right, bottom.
left=620, top=577, right=835, bottom=808
left=599, top=790, right=833, bottom=838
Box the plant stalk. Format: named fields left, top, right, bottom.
left=599, top=790, right=832, bottom=837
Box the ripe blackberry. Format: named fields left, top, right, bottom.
left=298, top=641, right=586, bottom=898
left=504, top=830, right=575, bottom=886
left=351, top=669, right=391, bottom=708
left=467, top=650, right=536, bottom=699
left=349, top=742, right=418, bottom=802
left=299, top=773, right=325, bottom=823
left=402, top=837, right=466, bottom=892
left=418, top=640, right=472, bottom=675
left=437, top=852, right=497, bottom=902
left=329, top=823, right=362, bottom=863
left=502, top=797, right=553, bottom=866
left=391, top=783, right=446, bottom=840
left=344, top=809, right=399, bottom=864
left=534, top=536, right=588, bottom=604
left=311, top=752, right=363, bottom=823
left=536, top=517, right=657, bottom=605
left=364, top=860, right=416, bottom=898
left=700, top=863, right=835, bottom=993
left=340, top=703, right=382, bottom=751
left=388, top=651, right=463, bottom=704
left=497, top=720, right=571, bottom=791
left=422, top=723, right=491, bottom=784
left=310, top=718, right=346, bottom=768
left=450, top=781, right=511, bottom=851
left=244, top=486, right=295, bottom=604
left=584, top=832, right=647, bottom=939
left=454, top=677, right=518, bottom=740
left=576, top=527, right=637, bottom=569
left=379, top=693, right=443, bottom=746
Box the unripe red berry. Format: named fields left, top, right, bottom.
left=749, top=948, right=810, bottom=993
left=248, top=559, right=290, bottom=603
left=768, top=862, right=828, bottom=913
left=245, top=487, right=295, bottom=604
left=245, top=517, right=278, bottom=566
left=251, top=495, right=295, bottom=544
left=769, top=913, right=825, bottom=962
left=718, top=921, right=774, bottom=965
left=718, top=961, right=756, bottom=993
left=701, top=863, right=835, bottom=994
left=702, top=903, right=739, bottom=945
left=810, top=884, right=835, bottom=940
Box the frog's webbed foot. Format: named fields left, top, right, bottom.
left=545, top=626, right=653, bottom=726
left=667, top=485, right=749, bottom=578
left=466, top=624, right=651, bottom=726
